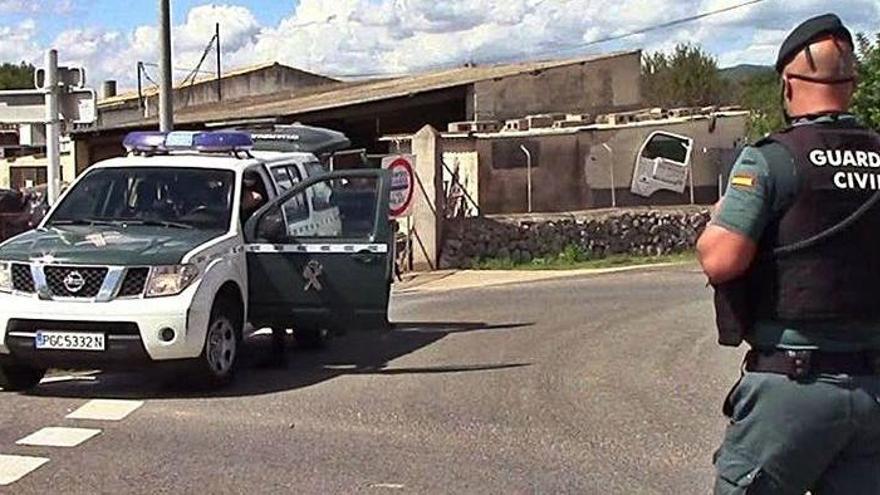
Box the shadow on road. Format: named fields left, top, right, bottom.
left=25, top=321, right=533, bottom=400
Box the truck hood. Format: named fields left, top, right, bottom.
left=0, top=225, right=226, bottom=266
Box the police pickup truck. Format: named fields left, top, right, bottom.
left=0, top=127, right=393, bottom=391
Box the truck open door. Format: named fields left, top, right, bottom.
left=244, top=169, right=392, bottom=334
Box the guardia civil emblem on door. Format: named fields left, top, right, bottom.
left=303, top=260, right=324, bottom=292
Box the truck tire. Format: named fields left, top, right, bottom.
left=0, top=364, right=46, bottom=392
left=190, top=301, right=241, bottom=388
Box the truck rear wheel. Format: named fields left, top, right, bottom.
left=190, top=302, right=240, bottom=388
left=0, top=363, right=46, bottom=392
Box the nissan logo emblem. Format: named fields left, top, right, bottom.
left=63, top=271, right=86, bottom=293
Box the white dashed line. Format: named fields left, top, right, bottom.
left=66, top=399, right=144, bottom=421
left=16, top=427, right=102, bottom=448
left=0, top=455, right=49, bottom=486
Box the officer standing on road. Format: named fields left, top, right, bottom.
left=697, top=13, right=880, bottom=494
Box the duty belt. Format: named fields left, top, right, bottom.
left=745, top=349, right=880, bottom=378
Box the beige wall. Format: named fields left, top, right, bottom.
left=468, top=52, right=642, bottom=121
left=437, top=113, right=749, bottom=214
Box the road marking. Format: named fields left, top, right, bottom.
left=0, top=455, right=49, bottom=486
left=66, top=399, right=144, bottom=421
left=368, top=483, right=406, bottom=490
left=16, top=427, right=102, bottom=448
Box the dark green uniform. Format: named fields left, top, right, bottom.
left=711, top=115, right=880, bottom=493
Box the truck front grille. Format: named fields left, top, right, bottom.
left=11, top=263, right=35, bottom=293
left=118, top=268, right=149, bottom=297
left=44, top=266, right=107, bottom=298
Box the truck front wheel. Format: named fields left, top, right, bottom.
left=0, top=363, right=46, bottom=392
left=190, top=302, right=241, bottom=388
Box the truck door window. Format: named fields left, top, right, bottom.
left=241, top=170, right=269, bottom=223
left=271, top=167, right=293, bottom=192
left=255, top=176, right=379, bottom=241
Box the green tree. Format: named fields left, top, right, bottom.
left=0, top=62, right=35, bottom=90
left=852, top=32, right=880, bottom=130
left=737, top=71, right=785, bottom=140
left=641, top=43, right=730, bottom=108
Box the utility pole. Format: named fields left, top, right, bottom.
left=158, top=0, right=173, bottom=132
left=44, top=49, right=60, bottom=204
left=215, top=22, right=222, bottom=102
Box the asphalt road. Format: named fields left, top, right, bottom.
left=0, top=264, right=744, bottom=494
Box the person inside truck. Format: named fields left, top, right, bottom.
left=240, top=171, right=268, bottom=223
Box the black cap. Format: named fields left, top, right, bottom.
left=775, top=13, right=853, bottom=73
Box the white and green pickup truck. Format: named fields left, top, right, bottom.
left=0, top=128, right=393, bottom=391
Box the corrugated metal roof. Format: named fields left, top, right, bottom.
left=84, top=50, right=639, bottom=133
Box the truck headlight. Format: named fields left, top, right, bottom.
left=145, top=264, right=199, bottom=298
left=0, top=262, right=11, bottom=293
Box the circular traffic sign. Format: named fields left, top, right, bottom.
left=388, top=157, right=414, bottom=217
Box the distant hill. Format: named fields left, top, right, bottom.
left=720, top=64, right=775, bottom=82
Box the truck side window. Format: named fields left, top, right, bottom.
left=271, top=167, right=293, bottom=192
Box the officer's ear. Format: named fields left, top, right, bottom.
left=781, top=75, right=793, bottom=103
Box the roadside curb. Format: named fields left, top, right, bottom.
left=393, top=262, right=695, bottom=295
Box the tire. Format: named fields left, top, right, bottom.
left=190, top=301, right=241, bottom=389
left=294, top=327, right=330, bottom=350
left=0, top=363, right=46, bottom=392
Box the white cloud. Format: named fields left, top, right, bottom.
left=3, top=1, right=879, bottom=90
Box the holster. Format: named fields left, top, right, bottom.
left=712, top=277, right=753, bottom=347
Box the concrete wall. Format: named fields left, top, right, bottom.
left=98, top=64, right=337, bottom=129
left=467, top=52, right=642, bottom=121
left=441, top=114, right=748, bottom=214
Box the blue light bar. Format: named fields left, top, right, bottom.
left=123, top=132, right=167, bottom=153
left=122, top=131, right=253, bottom=155
left=193, top=132, right=253, bottom=152
left=164, top=131, right=199, bottom=149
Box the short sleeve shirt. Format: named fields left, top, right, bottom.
left=712, top=114, right=880, bottom=351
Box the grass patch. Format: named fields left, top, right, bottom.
left=472, top=250, right=695, bottom=271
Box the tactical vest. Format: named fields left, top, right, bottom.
left=749, top=119, right=880, bottom=321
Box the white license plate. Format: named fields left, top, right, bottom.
left=35, top=331, right=106, bottom=352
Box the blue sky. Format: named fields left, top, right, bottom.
left=21, top=1, right=297, bottom=43
left=0, top=1, right=877, bottom=90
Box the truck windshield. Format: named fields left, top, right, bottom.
left=47, top=167, right=235, bottom=231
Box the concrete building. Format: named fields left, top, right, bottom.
left=389, top=109, right=749, bottom=270
left=72, top=51, right=643, bottom=173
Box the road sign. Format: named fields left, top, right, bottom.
left=382, top=155, right=415, bottom=217
left=35, top=67, right=86, bottom=90
left=60, top=88, right=97, bottom=124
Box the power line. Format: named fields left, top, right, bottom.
left=526, top=0, right=768, bottom=60
left=323, top=0, right=768, bottom=79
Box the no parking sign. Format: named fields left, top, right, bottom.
left=382, top=155, right=415, bottom=217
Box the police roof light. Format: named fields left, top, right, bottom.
left=123, top=131, right=167, bottom=153
left=122, top=131, right=253, bottom=154
left=193, top=132, right=253, bottom=152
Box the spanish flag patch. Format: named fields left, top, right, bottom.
left=731, top=175, right=756, bottom=188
